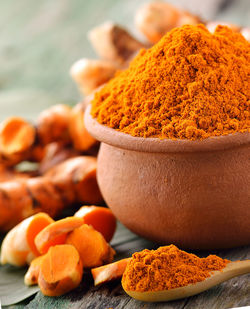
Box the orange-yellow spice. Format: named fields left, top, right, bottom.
left=122, top=245, right=229, bottom=292
left=91, top=24, right=250, bottom=140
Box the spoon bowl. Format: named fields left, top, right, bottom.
left=122, top=260, right=250, bottom=302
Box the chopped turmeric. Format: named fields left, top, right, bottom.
left=35, top=217, right=84, bottom=254
left=66, top=224, right=115, bottom=268
left=38, top=244, right=83, bottom=297
left=0, top=213, right=54, bottom=266
left=91, top=258, right=131, bottom=286
left=0, top=117, right=36, bottom=164
left=74, top=206, right=116, bottom=242
left=91, top=25, right=250, bottom=140
left=122, top=245, right=229, bottom=292
left=24, top=255, right=44, bottom=286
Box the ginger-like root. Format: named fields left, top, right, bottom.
left=69, top=103, right=98, bottom=152
left=135, top=1, right=180, bottom=43
left=66, top=224, right=115, bottom=268
left=176, top=11, right=201, bottom=28
left=0, top=165, right=35, bottom=182
left=39, top=142, right=79, bottom=174
left=29, top=145, right=45, bottom=162
left=70, top=58, right=117, bottom=95
left=0, top=156, right=102, bottom=232
left=91, top=258, right=131, bottom=286
left=37, top=104, right=72, bottom=146
left=24, top=255, right=44, bottom=286
left=0, top=117, right=36, bottom=164
left=206, top=21, right=240, bottom=33
left=74, top=206, right=116, bottom=242
left=45, top=156, right=103, bottom=205
left=35, top=217, right=84, bottom=255
left=241, top=28, right=250, bottom=41
left=88, top=21, right=145, bottom=65
left=0, top=213, right=54, bottom=266
left=38, top=245, right=83, bottom=297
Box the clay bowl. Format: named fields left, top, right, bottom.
left=85, top=105, right=250, bottom=249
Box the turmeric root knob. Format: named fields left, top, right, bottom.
left=70, top=59, right=117, bottom=95
left=37, top=104, right=72, bottom=145
left=38, top=245, right=83, bottom=297
left=0, top=117, right=36, bottom=157
left=69, top=103, right=98, bottom=151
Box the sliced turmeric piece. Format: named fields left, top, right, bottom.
left=35, top=217, right=84, bottom=255
left=38, top=244, right=83, bottom=297
left=74, top=206, right=116, bottom=242
left=24, top=255, right=44, bottom=286
left=0, top=117, right=36, bottom=157
left=66, top=224, right=115, bottom=268
left=91, top=258, right=131, bottom=286
left=37, top=104, right=71, bottom=145
left=69, top=102, right=98, bottom=151
left=0, top=213, right=54, bottom=266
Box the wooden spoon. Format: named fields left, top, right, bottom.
left=122, top=260, right=250, bottom=302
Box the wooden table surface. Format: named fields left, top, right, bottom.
left=0, top=0, right=249, bottom=308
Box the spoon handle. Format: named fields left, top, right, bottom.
left=218, top=260, right=250, bottom=280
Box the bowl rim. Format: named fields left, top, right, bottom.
left=84, top=104, right=250, bottom=153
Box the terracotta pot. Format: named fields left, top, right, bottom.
left=85, top=105, right=250, bottom=249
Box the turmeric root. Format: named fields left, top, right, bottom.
left=45, top=156, right=103, bottom=205
left=206, top=21, right=240, bottom=33
left=176, top=11, right=201, bottom=28
left=35, top=217, right=84, bottom=254
left=91, top=258, right=131, bottom=286
left=39, top=142, right=79, bottom=174
left=66, top=224, right=115, bottom=268
left=135, top=1, right=180, bottom=43
left=38, top=245, right=83, bottom=297
left=74, top=206, right=116, bottom=242
left=0, top=117, right=36, bottom=164
left=0, top=156, right=102, bottom=231
left=0, top=213, right=54, bottom=266
left=241, top=28, right=250, bottom=41
left=37, top=104, right=72, bottom=146
left=88, top=21, right=145, bottom=65
left=69, top=103, right=98, bottom=152
left=0, top=165, right=35, bottom=182
left=70, top=58, right=117, bottom=95
left=24, top=255, right=44, bottom=286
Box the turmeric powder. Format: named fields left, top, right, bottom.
left=91, top=25, right=250, bottom=140
left=122, top=245, right=229, bottom=292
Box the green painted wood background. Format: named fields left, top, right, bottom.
left=0, top=0, right=249, bottom=308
